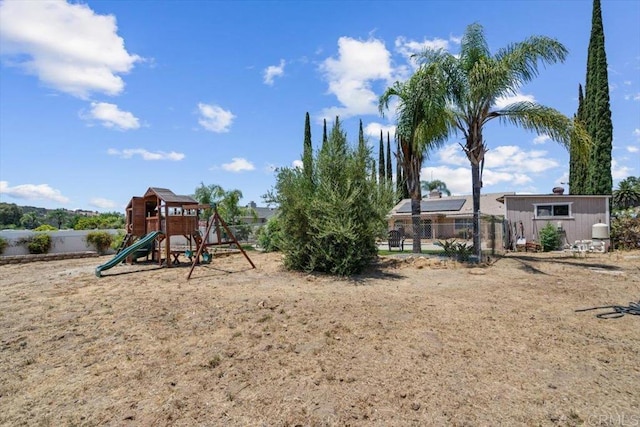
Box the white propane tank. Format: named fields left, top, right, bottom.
left=592, top=223, right=610, bottom=239
left=591, top=223, right=610, bottom=253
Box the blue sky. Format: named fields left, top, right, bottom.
left=1, top=0, right=639, bottom=212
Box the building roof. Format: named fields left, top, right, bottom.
left=501, top=194, right=611, bottom=201
left=144, top=187, right=198, bottom=204
left=389, top=192, right=514, bottom=218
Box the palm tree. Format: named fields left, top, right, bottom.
left=612, top=177, right=640, bottom=210
left=415, top=22, right=587, bottom=258
left=421, top=179, right=451, bottom=197
left=47, top=208, right=69, bottom=229
left=379, top=64, right=450, bottom=253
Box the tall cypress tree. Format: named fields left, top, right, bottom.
left=585, top=0, right=613, bottom=195
left=386, top=132, right=392, bottom=184
left=321, top=118, right=328, bottom=151
left=358, top=119, right=366, bottom=152
left=303, top=112, right=313, bottom=182
left=569, top=85, right=589, bottom=194
left=396, top=136, right=409, bottom=200
left=378, top=130, right=385, bottom=185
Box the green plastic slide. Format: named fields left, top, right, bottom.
left=95, top=231, right=163, bottom=277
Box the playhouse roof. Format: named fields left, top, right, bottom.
left=143, top=187, right=198, bottom=204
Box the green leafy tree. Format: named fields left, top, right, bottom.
left=569, top=84, right=590, bottom=194
left=47, top=208, right=69, bottom=229
left=612, top=177, right=640, bottom=210
left=415, top=22, right=586, bottom=258
left=193, top=183, right=256, bottom=240
left=73, top=212, right=124, bottom=230
left=0, top=203, right=22, bottom=227
left=20, top=212, right=40, bottom=229
left=380, top=64, right=450, bottom=253
left=585, top=0, right=613, bottom=195
left=194, top=182, right=225, bottom=219
left=272, top=117, right=390, bottom=275
left=421, top=179, right=451, bottom=197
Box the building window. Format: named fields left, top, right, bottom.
left=454, top=218, right=473, bottom=231
left=534, top=203, right=571, bottom=218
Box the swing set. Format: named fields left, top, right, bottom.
left=185, top=203, right=255, bottom=280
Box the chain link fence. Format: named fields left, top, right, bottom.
left=390, top=216, right=506, bottom=255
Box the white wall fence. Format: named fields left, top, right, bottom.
left=0, top=229, right=121, bottom=256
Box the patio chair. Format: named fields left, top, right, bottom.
left=388, top=229, right=405, bottom=251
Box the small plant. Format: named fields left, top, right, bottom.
left=0, top=236, right=7, bottom=255
left=86, top=231, right=114, bottom=254
left=539, top=222, right=562, bottom=252
left=207, top=355, right=221, bottom=369
left=438, top=239, right=474, bottom=261
left=26, top=233, right=52, bottom=254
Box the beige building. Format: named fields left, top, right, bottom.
left=387, top=192, right=512, bottom=241
left=502, top=193, right=611, bottom=249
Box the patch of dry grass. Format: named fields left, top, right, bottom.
left=1, top=251, right=639, bottom=425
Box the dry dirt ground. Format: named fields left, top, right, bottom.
left=1, top=250, right=639, bottom=426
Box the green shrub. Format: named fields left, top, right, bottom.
left=27, top=233, right=52, bottom=254
left=271, top=118, right=392, bottom=275
left=611, top=207, right=640, bottom=250
left=111, top=230, right=127, bottom=250
left=0, top=236, right=7, bottom=255
left=86, top=231, right=114, bottom=254
left=539, top=222, right=561, bottom=252
left=257, top=216, right=283, bottom=252
left=34, top=224, right=57, bottom=231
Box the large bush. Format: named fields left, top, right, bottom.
left=257, top=216, right=283, bottom=252
left=271, top=118, right=391, bottom=275
left=25, top=233, right=52, bottom=254
left=34, top=224, right=57, bottom=231
left=86, top=231, right=114, bottom=254
left=611, top=207, right=640, bottom=250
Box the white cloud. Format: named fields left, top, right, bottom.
left=394, top=36, right=453, bottom=69
left=485, top=146, right=559, bottom=173
left=292, top=159, right=303, bottom=169
left=85, top=102, right=140, bottom=130
left=533, top=134, right=550, bottom=145
left=420, top=166, right=470, bottom=195
left=634, top=128, right=640, bottom=139
left=611, top=158, right=632, bottom=180
left=427, top=143, right=561, bottom=194
left=364, top=122, right=396, bottom=140
left=627, top=146, right=639, bottom=153
left=263, top=59, right=285, bottom=85
left=89, top=197, right=117, bottom=210
left=0, top=0, right=141, bottom=98
left=0, top=181, right=69, bottom=203
left=436, top=144, right=468, bottom=167
left=197, top=103, right=235, bottom=133
left=107, top=148, right=184, bottom=161
left=494, top=93, right=536, bottom=109
left=319, top=36, right=394, bottom=120
left=222, top=157, right=255, bottom=172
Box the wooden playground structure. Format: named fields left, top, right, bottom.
left=120, top=187, right=254, bottom=277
